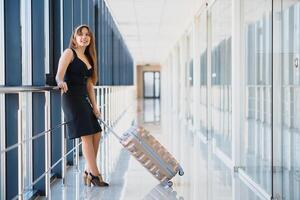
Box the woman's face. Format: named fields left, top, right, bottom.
left=75, top=27, right=91, bottom=47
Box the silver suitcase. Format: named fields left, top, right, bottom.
left=99, top=119, right=184, bottom=187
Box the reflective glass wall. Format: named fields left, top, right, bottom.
left=199, top=11, right=208, bottom=139
left=241, top=0, right=273, bottom=194
left=162, top=0, right=300, bottom=199
left=210, top=0, right=232, bottom=159
left=274, top=1, right=300, bottom=199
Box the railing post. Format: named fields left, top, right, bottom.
left=100, top=88, right=104, bottom=117
left=45, top=91, right=51, bottom=198
left=114, top=87, right=116, bottom=124
left=75, top=169, right=80, bottom=199
left=75, top=138, right=79, bottom=171
left=109, top=87, right=113, bottom=173
left=18, top=92, right=24, bottom=200
left=115, top=87, right=118, bottom=119
left=109, top=87, right=111, bottom=123
left=104, top=87, right=108, bottom=176
left=107, top=87, right=109, bottom=125
left=108, top=87, right=111, bottom=176
left=61, top=111, right=66, bottom=185
left=0, top=0, right=4, bottom=194
left=105, top=88, right=108, bottom=126
left=99, top=87, right=104, bottom=173
left=110, top=88, right=113, bottom=125
left=97, top=87, right=100, bottom=109
left=0, top=93, right=6, bottom=200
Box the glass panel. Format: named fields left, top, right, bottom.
left=241, top=0, right=272, bottom=195
left=274, top=1, right=300, bottom=199
left=211, top=155, right=232, bottom=200
left=155, top=72, right=160, bottom=98
left=189, top=60, right=194, bottom=86
left=186, top=32, right=194, bottom=124
left=210, top=0, right=232, bottom=158
left=199, top=11, right=208, bottom=138
left=144, top=72, right=154, bottom=97
left=154, top=98, right=160, bottom=122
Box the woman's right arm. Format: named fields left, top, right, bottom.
left=55, top=49, right=73, bottom=93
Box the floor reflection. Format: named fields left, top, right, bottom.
left=143, top=184, right=184, bottom=200
left=143, top=98, right=160, bottom=123
left=42, top=98, right=265, bottom=200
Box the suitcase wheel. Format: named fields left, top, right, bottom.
left=167, top=181, right=173, bottom=187
left=178, top=169, right=184, bottom=176
left=176, top=166, right=184, bottom=176
left=161, top=180, right=173, bottom=187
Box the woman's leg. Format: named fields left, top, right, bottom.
left=81, top=135, right=99, bottom=175
left=83, top=132, right=101, bottom=173
left=93, top=132, right=101, bottom=159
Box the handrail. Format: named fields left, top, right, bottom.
left=0, top=85, right=59, bottom=93
left=0, top=122, right=69, bottom=154
left=0, top=85, right=135, bottom=93
left=1, top=104, right=110, bottom=155
left=12, top=139, right=83, bottom=200
left=0, top=85, right=108, bottom=155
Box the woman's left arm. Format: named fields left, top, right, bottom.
left=87, top=78, right=101, bottom=118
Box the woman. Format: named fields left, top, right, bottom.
left=56, top=24, right=109, bottom=187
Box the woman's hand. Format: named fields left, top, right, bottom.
left=57, top=81, right=68, bottom=93
left=93, top=107, right=101, bottom=118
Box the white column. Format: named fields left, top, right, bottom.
left=231, top=0, right=243, bottom=169
left=206, top=8, right=213, bottom=200
left=175, top=46, right=180, bottom=114
left=0, top=0, right=4, bottom=86
left=21, top=0, right=33, bottom=192
left=272, top=0, right=283, bottom=198
left=21, top=0, right=32, bottom=86
left=206, top=8, right=212, bottom=141
left=232, top=0, right=244, bottom=199
left=179, top=37, right=187, bottom=120
left=193, top=16, right=201, bottom=132
left=44, top=92, right=51, bottom=198
left=44, top=0, right=50, bottom=75
left=170, top=50, right=175, bottom=113
left=0, top=1, right=5, bottom=199
left=60, top=0, right=64, bottom=54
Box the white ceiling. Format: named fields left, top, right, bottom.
left=105, top=0, right=202, bottom=65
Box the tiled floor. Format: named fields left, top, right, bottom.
left=42, top=99, right=261, bottom=200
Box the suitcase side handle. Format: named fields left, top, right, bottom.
left=98, top=118, right=122, bottom=141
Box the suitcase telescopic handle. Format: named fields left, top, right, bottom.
left=98, top=118, right=122, bottom=141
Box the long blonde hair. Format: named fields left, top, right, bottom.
left=69, top=24, right=98, bottom=85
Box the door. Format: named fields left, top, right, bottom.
left=143, top=71, right=160, bottom=98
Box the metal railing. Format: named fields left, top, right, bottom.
left=0, top=85, right=136, bottom=200
left=0, top=86, right=59, bottom=200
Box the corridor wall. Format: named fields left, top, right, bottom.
left=162, top=0, right=300, bottom=199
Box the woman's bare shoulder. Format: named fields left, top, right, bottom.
left=63, top=48, right=73, bottom=56
left=61, top=48, right=74, bottom=62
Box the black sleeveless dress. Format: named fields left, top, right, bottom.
left=61, top=48, right=102, bottom=139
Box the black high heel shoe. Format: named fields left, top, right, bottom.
left=87, top=173, right=109, bottom=187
